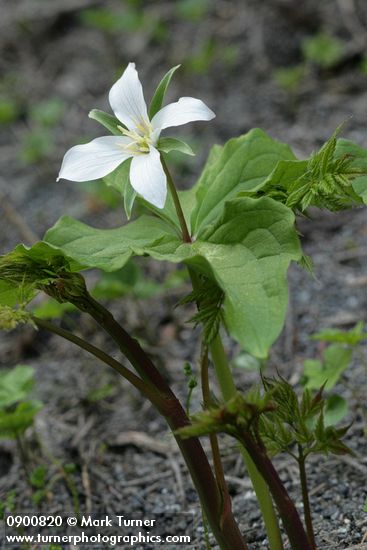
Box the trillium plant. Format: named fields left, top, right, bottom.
left=1, top=63, right=367, bottom=550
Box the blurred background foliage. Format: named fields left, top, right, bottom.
left=2, top=0, right=367, bottom=248
left=1, top=3, right=367, bottom=540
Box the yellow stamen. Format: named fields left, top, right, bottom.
left=118, top=119, right=154, bottom=154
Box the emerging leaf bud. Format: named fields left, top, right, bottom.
left=0, top=306, right=36, bottom=331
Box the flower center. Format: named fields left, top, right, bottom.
left=118, top=119, right=155, bottom=155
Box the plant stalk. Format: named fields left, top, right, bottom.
left=201, top=345, right=230, bottom=510
left=210, top=335, right=284, bottom=550
left=298, top=445, right=317, bottom=550
left=188, top=260, right=283, bottom=549
left=49, top=297, right=247, bottom=550
left=161, top=156, right=192, bottom=243
left=161, top=158, right=284, bottom=550
left=237, top=431, right=311, bottom=550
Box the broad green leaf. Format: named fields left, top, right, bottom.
left=303, top=344, right=352, bottom=391
left=88, top=109, right=122, bottom=135
left=335, top=138, right=367, bottom=204
left=191, top=129, right=296, bottom=235
left=44, top=215, right=181, bottom=272
left=44, top=197, right=300, bottom=357
left=0, top=401, right=43, bottom=439
left=158, top=137, right=194, bottom=156
left=148, top=65, right=180, bottom=119
left=175, top=197, right=301, bottom=357
left=0, top=365, right=35, bottom=408
left=324, top=395, right=348, bottom=427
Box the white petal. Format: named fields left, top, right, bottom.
left=151, top=97, right=215, bottom=132
left=109, top=62, right=149, bottom=131
left=57, top=136, right=132, bottom=182
left=130, top=147, right=167, bottom=209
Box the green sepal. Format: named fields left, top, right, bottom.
left=123, top=180, right=137, bottom=219
left=158, top=137, right=194, bottom=156
left=103, top=159, right=136, bottom=218
left=88, top=109, right=123, bottom=135
left=149, top=65, right=181, bottom=119
left=103, top=160, right=131, bottom=193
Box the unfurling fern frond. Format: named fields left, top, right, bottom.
left=250, top=124, right=367, bottom=213
left=286, top=125, right=365, bottom=212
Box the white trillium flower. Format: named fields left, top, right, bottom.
left=57, top=63, right=215, bottom=209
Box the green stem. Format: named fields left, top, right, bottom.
left=298, top=446, right=317, bottom=550
left=201, top=345, right=229, bottom=504
left=161, top=153, right=283, bottom=550
left=237, top=430, right=311, bottom=550
left=210, top=336, right=237, bottom=397
left=161, top=155, right=192, bottom=243
left=210, top=334, right=284, bottom=550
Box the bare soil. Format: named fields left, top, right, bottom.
left=0, top=1, right=367, bottom=548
